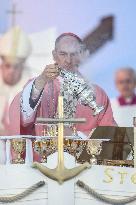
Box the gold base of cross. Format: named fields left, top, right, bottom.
left=32, top=96, right=91, bottom=184
left=32, top=161, right=91, bottom=184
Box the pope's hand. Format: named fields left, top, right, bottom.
left=34, top=64, right=60, bottom=92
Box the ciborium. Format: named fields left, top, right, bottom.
left=11, top=139, right=26, bottom=164
left=86, top=139, right=102, bottom=165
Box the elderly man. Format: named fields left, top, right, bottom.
left=111, top=68, right=136, bottom=127
left=9, top=33, right=116, bottom=138
left=0, top=26, right=32, bottom=164
left=0, top=26, right=32, bottom=136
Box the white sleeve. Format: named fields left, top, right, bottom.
left=77, top=131, right=88, bottom=139
left=21, top=79, right=43, bottom=125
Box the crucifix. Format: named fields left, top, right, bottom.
left=32, top=96, right=90, bottom=184
left=6, top=3, right=23, bottom=27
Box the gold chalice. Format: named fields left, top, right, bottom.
left=11, top=139, right=26, bottom=164
left=33, top=140, right=47, bottom=163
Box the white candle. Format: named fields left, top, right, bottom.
left=58, top=96, right=64, bottom=166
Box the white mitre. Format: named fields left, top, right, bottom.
left=0, top=26, right=32, bottom=63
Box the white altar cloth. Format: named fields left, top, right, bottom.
left=0, top=152, right=135, bottom=205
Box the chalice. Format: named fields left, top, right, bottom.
left=11, top=139, right=26, bottom=164
left=33, top=140, right=47, bottom=163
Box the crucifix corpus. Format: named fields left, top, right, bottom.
left=32, top=95, right=91, bottom=184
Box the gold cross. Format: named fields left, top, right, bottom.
left=32, top=96, right=90, bottom=184
left=6, top=3, right=23, bottom=27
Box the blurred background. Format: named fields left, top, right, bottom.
left=1, top=0, right=136, bottom=97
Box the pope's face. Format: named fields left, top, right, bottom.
left=1, top=59, right=24, bottom=86
left=53, top=36, right=83, bottom=72
left=115, top=70, right=136, bottom=98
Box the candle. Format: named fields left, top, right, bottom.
left=58, top=96, right=64, bottom=166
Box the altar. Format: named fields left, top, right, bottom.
left=0, top=95, right=136, bottom=204
left=0, top=151, right=136, bottom=205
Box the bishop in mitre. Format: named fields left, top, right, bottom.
left=0, top=27, right=32, bottom=163
left=0, top=26, right=32, bottom=135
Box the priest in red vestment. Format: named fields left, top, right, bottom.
left=9, top=33, right=116, bottom=138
